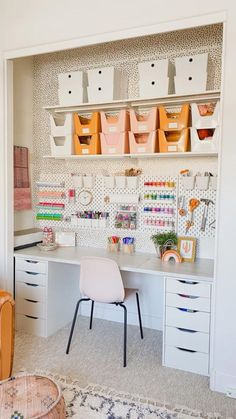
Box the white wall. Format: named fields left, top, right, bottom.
left=1, top=0, right=236, bottom=394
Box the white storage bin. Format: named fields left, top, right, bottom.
left=209, top=176, right=217, bottom=190
left=83, top=175, right=94, bottom=188
left=99, top=218, right=109, bottom=228
left=50, top=113, right=73, bottom=136
left=181, top=176, right=196, bottom=190
left=115, top=176, right=126, bottom=189
left=175, top=53, right=208, bottom=75
left=195, top=175, right=210, bottom=190
left=139, top=77, right=169, bottom=98
left=104, top=176, right=115, bottom=189
left=174, top=73, right=207, bottom=95
left=72, top=174, right=83, bottom=188
left=58, top=70, right=87, bottom=88
left=138, top=59, right=172, bottom=78
left=165, top=326, right=210, bottom=353
left=126, top=176, right=139, bottom=190
left=191, top=102, right=220, bottom=129
left=87, top=79, right=127, bottom=103
left=87, top=66, right=120, bottom=85
left=50, top=135, right=74, bottom=157
left=58, top=87, right=87, bottom=106
left=190, top=127, right=219, bottom=153
left=164, top=345, right=209, bottom=376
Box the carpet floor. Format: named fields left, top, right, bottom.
left=13, top=317, right=236, bottom=418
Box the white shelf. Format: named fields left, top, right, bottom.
left=43, top=90, right=220, bottom=114
left=43, top=152, right=218, bottom=160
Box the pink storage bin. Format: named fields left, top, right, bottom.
left=129, top=131, right=158, bottom=154
left=100, top=110, right=130, bottom=134
left=130, top=108, right=158, bottom=133
left=100, top=132, right=129, bottom=154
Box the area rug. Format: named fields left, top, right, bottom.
left=14, top=371, right=223, bottom=419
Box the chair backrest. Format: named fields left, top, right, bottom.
left=79, top=257, right=125, bottom=303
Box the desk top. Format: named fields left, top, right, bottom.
left=14, top=246, right=214, bottom=282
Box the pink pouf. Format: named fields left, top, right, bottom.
left=0, top=374, right=66, bottom=418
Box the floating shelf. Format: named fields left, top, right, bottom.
left=43, top=152, right=218, bottom=160
left=44, top=90, right=221, bottom=114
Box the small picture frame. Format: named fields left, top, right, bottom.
left=177, top=236, right=196, bottom=262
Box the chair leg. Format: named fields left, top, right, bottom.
left=66, top=298, right=90, bottom=354
left=119, top=303, right=127, bottom=367
left=89, top=300, right=94, bottom=330
left=136, top=292, right=144, bottom=339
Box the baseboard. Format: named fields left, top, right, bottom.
left=210, top=369, right=236, bottom=394
left=80, top=303, right=163, bottom=331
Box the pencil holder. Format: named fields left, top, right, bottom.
left=107, top=243, right=120, bottom=253
left=122, top=244, right=134, bottom=254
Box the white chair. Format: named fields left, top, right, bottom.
left=66, top=257, right=143, bottom=367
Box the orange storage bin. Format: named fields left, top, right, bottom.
left=74, top=112, right=101, bottom=136
left=158, top=129, right=189, bottom=153
left=130, top=108, right=158, bottom=133
left=100, top=110, right=130, bottom=134
left=100, top=132, right=129, bottom=154
left=74, top=133, right=101, bottom=155
left=159, top=104, right=189, bottom=131
left=129, top=131, right=158, bottom=154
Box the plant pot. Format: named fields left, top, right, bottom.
left=155, top=244, right=163, bottom=258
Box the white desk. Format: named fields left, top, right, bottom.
left=14, top=246, right=214, bottom=376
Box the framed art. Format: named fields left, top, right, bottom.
left=177, top=236, right=196, bottom=262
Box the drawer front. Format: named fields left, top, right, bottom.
left=166, top=292, right=210, bottom=312
left=16, top=282, right=46, bottom=302
left=165, top=326, right=209, bottom=353
left=164, top=345, right=209, bottom=375
left=165, top=306, right=210, bottom=333
left=16, top=298, right=46, bottom=319
left=16, top=314, right=46, bottom=337
left=166, top=277, right=211, bottom=298
left=15, top=270, right=47, bottom=286
left=15, top=258, right=47, bottom=274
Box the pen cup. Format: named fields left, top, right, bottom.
left=122, top=244, right=135, bottom=254
left=107, top=243, right=120, bottom=253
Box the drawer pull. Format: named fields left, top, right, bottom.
left=25, top=282, right=39, bottom=287
left=177, top=347, right=197, bottom=353
left=178, top=308, right=197, bottom=313
left=179, top=280, right=198, bottom=285
left=177, top=327, right=197, bottom=333
left=178, top=294, right=198, bottom=299
left=25, top=299, right=38, bottom=303
left=25, top=315, right=38, bottom=320
left=26, top=260, right=39, bottom=264
left=25, top=271, right=40, bottom=275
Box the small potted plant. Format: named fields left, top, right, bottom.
left=151, top=231, right=178, bottom=258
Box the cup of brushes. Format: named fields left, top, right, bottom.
left=107, top=236, right=120, bottom=252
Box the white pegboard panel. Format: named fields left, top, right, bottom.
left=178, top=176, right=216, bottom=238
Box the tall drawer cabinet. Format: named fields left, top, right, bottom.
left=14, top=256, right=78, bottom=337
left=163, top=276, right=212, bottom=376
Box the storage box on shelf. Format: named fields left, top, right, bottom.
left=87, top=66, right=128, bottom=102
left=191, top=102, right=220, bottom=129
left=100, top=110, right=130, bottom=155
left=174, top=53, right=208, bottom=95
left=158, top=129, right=189, bottom=153
left=100, top=110, right=130, bottom=133
left=163, top=276, right=211, bottom=376
left=129, top=131, right=158, bottom=154
left=73, top=133, right=101, bottom=155
left=130, top=108, right=157, bottom=133
left=138, top=59, right=174, bottom=98
left=74, top=112, right=101, bottom=135
left=159, top=104, right=189, bottom=131
left=58, top=70, right=88, bottom=105
left=50, top=113, right=73, bottom=136
left=100, top=132, right=129, bottom=155
left=50, top=135, right=74, bottom=157
left=190, top=127, right=219, bottom=153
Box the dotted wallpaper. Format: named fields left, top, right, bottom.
left=32, top=23, right=222, bottom=257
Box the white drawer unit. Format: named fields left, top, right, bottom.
left=15, top=270, right=47, bottom=286
left=15, top=282, right=46, bottom=302
left=15, top=258, right=48, bottom=274
left=16, top=314, right=46, bottom=338
left=166, top=277, right=211, bottom=298
left=164, top=345, right=209, bottom=376
left=16, top=298, right=46, bottom=319
left=165, top=306, right=210, bottom=333
left=166, top=292, right=210, bottom=312
left=165, top=326, right=209, bottom=353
